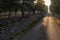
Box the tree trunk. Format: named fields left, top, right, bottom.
left=33, top=10, right=35, bottom=14
left=8, top=11, right=11, bottom=18
left=21, top=9, right=24, bottom=18
left=21, top=2, right=24, bottom=18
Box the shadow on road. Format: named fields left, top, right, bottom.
left=20, top=22, right=48, bottom=40
left=39, top=24, right=48, bottom=40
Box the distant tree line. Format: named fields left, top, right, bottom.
left=0, top=0, right=46, bottom=18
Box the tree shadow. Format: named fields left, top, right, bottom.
left=39, top=24, right=48, bottom=40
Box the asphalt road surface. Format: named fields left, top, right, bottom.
left=20, top=13, right=60, bottom=40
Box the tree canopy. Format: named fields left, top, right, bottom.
left=0, top=0, right=46, bottom=17
left=50, top=0, right=60, bottom=14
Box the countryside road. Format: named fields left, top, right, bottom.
left=20, top=13, right=60, bottom=40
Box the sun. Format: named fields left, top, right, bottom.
left=44, top=0, right=51, bottom=13
left=44, top=0, right=51, bottom=6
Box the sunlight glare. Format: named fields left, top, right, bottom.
left=44, top=0, right=51, bottom=13
left=33, top=0, right=37, bottom=3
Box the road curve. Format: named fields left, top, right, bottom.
left=19, top=14, right=60, bottom=40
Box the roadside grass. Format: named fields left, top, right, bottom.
left=56, top=19, right=60, bottom=25
left=9, top=16, right=44, bottom=40
left=28, top=16, right=42, bottom=28
left=0, top=16, right=8, bottom=19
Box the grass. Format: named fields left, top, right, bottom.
left=0, top=16, right=8, bottom=19
left=56, top=19, right=60, bottom=25
left=28, top=16, right=42, bottom=28
left=9, top=16, right=44, bottom=40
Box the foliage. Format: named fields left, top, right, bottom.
left=0, top=0, right=46, bottom=17
left=50, top=0, right=60, bottom=14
